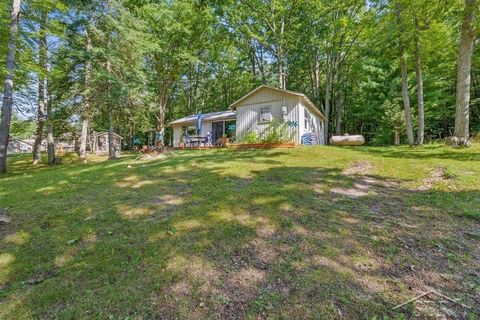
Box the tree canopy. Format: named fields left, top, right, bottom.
left=0, top=0, right=479, bottom=166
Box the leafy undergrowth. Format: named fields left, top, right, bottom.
left=0, top=144, right=479, bottom=319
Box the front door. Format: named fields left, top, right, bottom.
left=212, top=121, right=224, bottom=143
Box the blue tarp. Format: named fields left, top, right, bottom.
left=302, top=132, right=318, bottom=146
left=196, top=112, right=202, bottom=134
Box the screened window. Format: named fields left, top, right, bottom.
left=182, top=125, right=196, bottom=136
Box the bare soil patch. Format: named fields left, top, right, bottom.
left=416, top=167, right=453, bottom=191
left=343, top=160, right=374, bottom=175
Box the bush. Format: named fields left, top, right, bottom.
left=244, top=131, right=258, bottom=144
left=259, top=121, right=293, bottom=144
left=241, top=122, right=294, bottom=144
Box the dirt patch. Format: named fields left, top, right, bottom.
left=229, top=267, right=266, bottom=289
left=361, top=177, right=399, bottom=188
left=24, top=270, right=57, bottom=285
left=331, top=187, right=369, bottom=198
left=116, top=204, right=152, bottom=219
left=167, top=280, right=192, bottom=297
left=218, top=266, right=268, bottom=318
left=136, top=150, right=172, bottom=161
left=156, top=194, right=184, bottom=206
left=343, top=160, right=374, bottom=175
left=248, top=238, right=278, bottom=264
left=256, top=222, right=276, bottom=238
left=416, top=167, right=453, bottom=191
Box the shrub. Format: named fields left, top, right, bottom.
left=244, top=131, right=258, bottom=144
left=259, top=121, right=293, bottom=144
left=241, top=122, right=294, bottom=144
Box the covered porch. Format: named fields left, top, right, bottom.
left=169, top=111, right=236, bottom=147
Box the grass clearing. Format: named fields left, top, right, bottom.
left=1, top=144, right=479, bottom=319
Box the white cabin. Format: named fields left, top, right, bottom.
left=169, top=85, right=326, bottom=147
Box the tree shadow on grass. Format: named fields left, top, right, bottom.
left=1, top=152, right=479, bottom=319
left=350, top=145, right=480, bottom=162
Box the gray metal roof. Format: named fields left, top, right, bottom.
left=169, top=110, right=236, bottom=125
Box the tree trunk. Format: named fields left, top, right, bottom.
left=278, top=17, right=286, bottom=90
left=335, top=55, right=343, bottom=135
left=414, top=20, right=425, bottom=145
left=453, top=0, right=477, bottom=145
left=324, top=61, right=332, bottom=144
left=155, top=88, right=168, bottom=148
left=108, top=111, right=117, bottom=160
left=396, top=3, right=415, bottom=146
left=0, top=0, right=21, bottom=173
left=394, top=129, right=400, bottom=146
left=46, top=95, right=55, bottom=164
left=79, top=33, right=92, bottom=160
left=33, top=11, right=48, bottom=164
left=278, top=61, right=285, bottom=90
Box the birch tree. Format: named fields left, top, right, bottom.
left=396, top=2, right=415, bottom=146
left=79, top=31, right=92, bottom=160
left=32, top=8, right=48, bottom=164
left=414, top=16, right=425, bottom=145
left=0, top=0, right=21, bottom=173
left=453, top=0, right=478, bottom=145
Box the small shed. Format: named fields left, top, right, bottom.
left=7, top=138, right=34, bottom=154
left=91, top=132, right=123, bottom=154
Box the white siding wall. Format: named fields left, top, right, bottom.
left=235, top=88, right=301, bottom=143
left=173, top=125, right=182, bottom=147
left=299, top=102, right=325, bottom=145
left=172, top=122, right=213, bottom=147
left=298, top=104, right=305, bottom=142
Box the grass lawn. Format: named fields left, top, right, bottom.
left=1, top=144, right=479, bottom=319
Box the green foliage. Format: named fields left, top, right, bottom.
left=243, top=131, right=258, bottom=144
left=2, top=0, right=480, bottom=152
left=241, top=121, right=294, bottom=144
left=10, top=116, right=35, bottom=138
left=259, top=121, right=293, bottom=144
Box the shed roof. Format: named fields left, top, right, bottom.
left=169, top=110, right=236, bottom=126
left=229, top=85, right=326, bottom=121
left=95, top=132, right=123, bottom=139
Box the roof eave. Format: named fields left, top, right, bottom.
left=169, top=116, right=236, bottom=126
left=302, top=96, right=327, bottom=121
left=230, top=85, right=309, bottom=109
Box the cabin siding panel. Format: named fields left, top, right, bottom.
left=299, top=101, right=325, bottom=145
left=235, top=89, right=301, bottom=143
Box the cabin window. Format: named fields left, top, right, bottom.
left=304, top=108, right=311, bottom=131
left=182, top=126, right=197, bottom=136
left=259, top=106, right=272, bottom=123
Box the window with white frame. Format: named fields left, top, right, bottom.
left=259, top=106, right=272, bottom=122
left=304, top=108, right=311, bottom=131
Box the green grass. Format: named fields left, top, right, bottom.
left=1, top=144, right=479, bottom=319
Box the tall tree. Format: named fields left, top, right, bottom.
left=453, top=0, right=478, bottom=145
left=46, top=91, right=55, bottom=163
left=78, top=32, right=92, bottom=160
left=32, top=9, right=48, bottom=164
left=396, top=2, right=415, bottom=146
left=0, top=0, right=21, bottom=173
left=414, top=16, right=425, bottom=145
